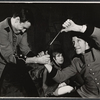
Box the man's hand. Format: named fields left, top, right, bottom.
left=61, top=19, right=85, bottom=33
left=37, top=51, right=48, bottom=57
left=36, top=54, right=50, bottom=64
left=25, top=51, right=50, bottom=64
left=61, top=19, right=77, bottom=32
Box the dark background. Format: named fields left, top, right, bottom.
left=0, top=3, right=100, bottom=63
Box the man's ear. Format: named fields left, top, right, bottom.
left=15, top=17, right=20, bottom=23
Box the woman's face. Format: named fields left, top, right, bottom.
left=72, top=36, right=89, bottom=54
left=54, top=53, right=64, bottom=65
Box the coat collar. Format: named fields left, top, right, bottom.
left=81, top=48, right=95, bottom=64
left=3, top=17, right=13, bottom=33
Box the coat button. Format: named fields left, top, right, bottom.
left=95, top=78, right=97, bottom=81
left=97, top=83, right=99, bottom=85
left=20, top=54, right=23, bottom=57
left=87, top=64, right=90, bottom=67
left=90, top=69, right=92, bottom=71
left=24, top=56, right=27, bottom=58
left=92, top=73, right=95, bottom=75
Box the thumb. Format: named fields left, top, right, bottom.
left=61, top=28, right=68, bottom=32
left=45, top=51, right=48, bottom=55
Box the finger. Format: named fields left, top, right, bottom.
left=62, top=23, right=67, bottom=28
left=45, top=54, right=50, bottom=57
left=63, top=19, right=71, bottom=27
left=64, top=21, right=71, bottom=27
left=61, top=29, right=65, bottom=32
left=39, top=51, right=45, bottom=56
left=37, top=55, right=39, bottom=57
left=61, top=29, right=68, bottom=32
left=41, top=51, right=45, bottom=55
left=45, top=51, right=48, bottom=55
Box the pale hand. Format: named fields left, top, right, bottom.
left=58, top=82, right=67, bottom=88
left=37, top=54, right=50, bottom=64
left=53, top=85, right=74, bottom=96
left=37, top=51, right=45, bottom=57
left=61, top=19, right=78, bottom=32
left=37, top=51, right=48, bottom=57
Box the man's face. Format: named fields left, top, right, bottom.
left=72, top=36, right=88, bottom=54
left=16, top=21, right=31, bottom=33
left=54, top=53, right=64, bottom=65
left=14, top=17, right=31, bottom=34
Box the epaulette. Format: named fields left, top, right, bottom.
left=5, top=27, right=10, bottom=32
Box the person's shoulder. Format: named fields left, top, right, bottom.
left=92, top=27, right=100, bottom=37
left=0, top=18, right=9, bottom=29
left=0, top=18, right=11, bottom=33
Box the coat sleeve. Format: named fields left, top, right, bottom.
left=84, top=24, right=94, bottom=36
left=83, top=24, right=100, bottom=49
left=53, top=65, right=77, bottom=83
left=48, top=60, right=78, bottom=83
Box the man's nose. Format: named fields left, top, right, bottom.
left=22, top=29, right=26, bottom=33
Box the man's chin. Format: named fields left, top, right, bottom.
left=76, top=51, right=81, bottom=54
